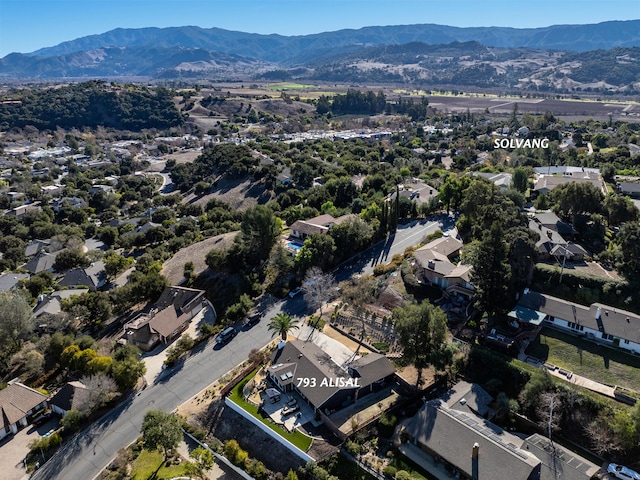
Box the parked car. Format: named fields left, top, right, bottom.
left=288, top=287, right=303, bottom=298
left=215, top=326, right=237, bottom=345
left=608, top=464, right=640, bottom=480
left=246, top=312, right=262, bottom=325
left=32, top=412, right=51, bottom=427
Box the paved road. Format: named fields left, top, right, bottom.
left=32, top=216, right=445, bottom=480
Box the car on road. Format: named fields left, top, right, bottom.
left=215, top=326, right=237, bottom=345
left=288, top=287, right=303, bottom=298
left=246, top=312, right=262, bottom=325
left=608, top=464, right=640, bottom=480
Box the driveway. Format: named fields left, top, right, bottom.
left=0, top=417, right=60, bottom=480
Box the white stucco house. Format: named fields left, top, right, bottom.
left=512, top=290, right=640, bottom=354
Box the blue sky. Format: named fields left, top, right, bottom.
left=0, top=0, right=638, bottom=57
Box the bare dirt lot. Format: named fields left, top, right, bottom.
left=161, top=231, right=238, bottom=284
left=185, top=176, right=274, bottom=211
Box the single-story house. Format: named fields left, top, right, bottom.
left=88, top=184, right=115, bottom=195
left=0, top=381, right=48, bottom=441
left=533, top=173, right=604, bottom=197
left=402, top=399, right=541, bottom=480
left=0, top=273, right=29, bottom=292
left=413, top=236, right=474, bottom=298
left=512, top=290, right=640, bottom=354
left=289, top=214, right=354, bottom=241
left=532, top=211, right=577, bottom=237
left=469, top=172, right=513, bottom=190
left=6, top=203, right=42, bottom=219
left=49, top=381, right=90, bottom=416
left=389, top=183, right=440, bottom=205
left=533, top=166, right=600, bottom=176
left=400, top=392, right=598, bottom=480
left=617, top=181, right=640, bottom=199
left=276, top=168, right=293, bottom=186
left=267, top=340, right=396, bottom=416
left=58, top=261, right=107, bottom=291
left=33, top=289, right=86, bottom=318
left=121, top=221, right=161, bottom=237
left=51, top=196, right=87, bottom=213
left=22, top=250, right=59, bottom=274
left=24, top=239, right=51, bottom=258
left=41, top=184, right=64, bottom=196
left=123, top=286, right=209, bottom=351
left=528, top=219, right=587, bottom=262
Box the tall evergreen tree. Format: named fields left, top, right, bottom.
left=469, top=224, right=512, bottom=318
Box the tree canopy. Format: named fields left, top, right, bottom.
left=267, top=313, right=300, bottom=341
left=393, top=301, right=451, bottom=386
left=141, top=410, right=183, bottom=460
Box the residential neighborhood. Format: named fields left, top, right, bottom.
left=1, top=59, right=640, bottom=480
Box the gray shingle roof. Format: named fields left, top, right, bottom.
left=404, top=400, right=540, bottom=480
left=519, top=291, right=640, bottom=343
left=49, top=381, right=90, bottom=412
left=269, top=340, right=395, bottom=410
left=523, top=434, right=599, bottom=480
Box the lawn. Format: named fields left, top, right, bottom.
left=526, top=327, right=640, bottom=392
left=130, top=449, right=189, bottom=480
left=229, top=370, right=313, bottom=452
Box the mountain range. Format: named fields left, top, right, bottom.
left=1, top=21, right=639, bottom=94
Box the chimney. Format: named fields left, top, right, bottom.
left=472, top=443, right=480, bottom=480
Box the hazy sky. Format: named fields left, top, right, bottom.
left=1, top=0, right=638, bottom=57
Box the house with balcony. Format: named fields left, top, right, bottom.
left=413, top=236, right=473, bottom=298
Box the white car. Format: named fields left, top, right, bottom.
left=288, top=287, right=303, bottom=298
left=608, top=464, right=640, bottom=480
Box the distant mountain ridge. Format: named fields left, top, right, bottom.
left=1, top=20, right=639, bottom=93
left=25, top=20, right=640, bottom=61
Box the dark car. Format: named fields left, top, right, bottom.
left=246, top=312, right=262, bottom=326
left=215, top=326, right=237, bottom=345
left=32, top=412, right=52, bottom=427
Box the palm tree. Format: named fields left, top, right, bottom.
left=267, top=313, right=300, bottom=341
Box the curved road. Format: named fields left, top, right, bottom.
left=32, top=216, right=444, bottom=480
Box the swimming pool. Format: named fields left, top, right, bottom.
left=287, top=241, right=303, bottom=251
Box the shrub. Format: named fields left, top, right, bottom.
left=378, top=413, right=398, bottom=437
left=61, top=409, right=84, bottom=432
left=383, top=466, right=397, bottom=479
left=395, top=470, right=412, bottom=480
left=180, top=418, right=208, bottom=442
left=345, top=440, right=361, bottom=455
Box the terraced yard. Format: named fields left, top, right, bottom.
left=526, top=327, right=640, bottom=392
